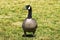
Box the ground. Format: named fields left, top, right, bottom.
left=0, top=0, right=60, bottom=40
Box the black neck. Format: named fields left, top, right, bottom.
left=27, top=8, right=32, bottom=18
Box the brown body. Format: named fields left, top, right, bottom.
left=22, top=18, right=37, bottom=32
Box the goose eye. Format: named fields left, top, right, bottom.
left=28, top=7, right=30, bottom=10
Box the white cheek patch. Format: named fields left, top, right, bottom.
left=28, top=7, right=30, bottom=10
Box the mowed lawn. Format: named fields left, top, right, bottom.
left=0, top=0, right=60, bottom=40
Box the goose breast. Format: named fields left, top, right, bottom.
left=23, top=19, right=37, bottom=29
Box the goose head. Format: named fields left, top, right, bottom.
left=25, top=5, right=32, bottom=10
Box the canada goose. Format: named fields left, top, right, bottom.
left=22, top=5, right=37, bottom=36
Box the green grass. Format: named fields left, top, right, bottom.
left=0, top=0, right=60, bottom=40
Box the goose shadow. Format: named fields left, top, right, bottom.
left=22, top=34, right=35, bottom=37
